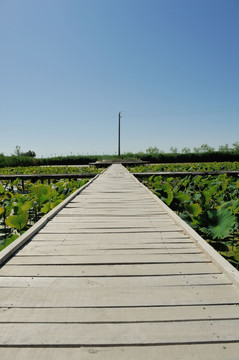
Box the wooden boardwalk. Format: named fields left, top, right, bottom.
left=0, top=164, right=239, bottom=359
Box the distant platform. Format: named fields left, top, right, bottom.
left=89, top=160, right=149, bottom=167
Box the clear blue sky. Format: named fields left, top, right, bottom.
left=1, top=0, right=238, bottom=157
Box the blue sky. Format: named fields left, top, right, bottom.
left=1, top=0, right=238, bottom=157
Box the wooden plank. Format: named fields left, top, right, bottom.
left=60, top=208, right=166, bottom=214
left=22, top=242, right=196, bottom=250
left=0, top=344, right=239, bottom=360
left=0, top=263, right=220, bottom=277
left=38, top=228, right=182, bottom=234
left=49, top=218, right=175, bottom=224
left=1, top=320, right=239, bottom=345
left=0, top=273, right=230, bottom=288
left=42, top=223, right=180, bottom=229
left=31, top=232, right=191, bottom=241
left=1, top=304, right=239, bottom=323
left=7, top=253, right=207, bottom=265
left=0, top=285, right=238, bottom=307
left=16, top=246, right=201, bottom=256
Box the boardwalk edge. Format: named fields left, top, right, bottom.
left=131, top=171, right=239, bottom=288
left=0, top=174, right=100, bottom=266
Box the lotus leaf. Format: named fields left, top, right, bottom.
left=186, top=203, right=202, bottom=217
left=198, top=208, right=237, bottom=240
left=5, top=211, right=29, bottom=231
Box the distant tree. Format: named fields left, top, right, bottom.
left=21, top=150, right=36, bottom=158
left=12, top=146, right=36, bottom=157
left=199, top=144, right=215, bottom=152
left=146, top=147, right=160, bottom=155
left=13, top=145, right=21, bottom=156
left=218, top=144, right=230, bottom=152
left=193, top=147, right=200, bottom=153
left=170, top=147, right=178, bottom=154
left=193, top=144, right=214, bottom=153
left=232, top=141, right=239, bottom=152
left=181, top=147, right=191, bottom=154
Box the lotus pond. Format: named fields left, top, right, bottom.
left=0, top=177, right=89, bottom=251
left=139, top=172, right=239, bottom=268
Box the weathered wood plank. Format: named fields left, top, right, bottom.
left=0, top=344, right=238, bottom=360
left=7, top=253, right=207, bottom=265
left=0, top=285, right=238, bottom=307
left=1, top=320, right=239, bottom=345
left=1, top=304, right=239, bottom=323
left=0, top=273, right=230, bottom=288
left=49, top=218, right=174, bottom=224
left=16, top=246, right=201, bottom=256
left=21, top=242, right=196, bottom=250
left=0, top=262, right=220, bottom=277
left=38, top=227, right=182, bottom=234
left=31, top=232, right=191, bottom=241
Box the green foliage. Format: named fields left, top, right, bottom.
left=0, top=176, right=90, bottom=251
left=0, top=235, right=19, bottom=251
left=0, top=165, right=100, bottom=175
left=155, top=183, right=173, bottom=206
left=129, top=161, right=239, bottom=173
left=137, top=167, right=239, bottom=268
left=5, top=212, right=29, bottom=231
left=186, top=203, right=202, bottom=217
left=197, top=208, right=237, bottom=240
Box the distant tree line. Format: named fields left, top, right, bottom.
left=145, top=142, right=239, bottom=156
left=0, top=143, right=238, bottom=167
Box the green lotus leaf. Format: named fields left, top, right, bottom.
left=221, top=179, right=229, bottom=191
left=162, top=183, right=171, bottom=192
left=179, top=212, right=193, bottom=227
left=186, top=203, right=202, bottom=217
left=193, top=175, right=202, bottom=185
left=52, top=199, right=62, bottom=207
left=234, top=249, right=239, bottom=262
left=203, top=190, right=212, bottom=203
left=0, top=207, right=4, bottom=216
left=175, top=193, right=191, bottom=202
left=5, top=211, right=29, bottom=231
left=208, top=185, right=220, bottom=196
left=3, top=234, right=19, bottom=248
left=41, top=202, right=51, bottom=214
left=21, top=200, right=33, bottom=211
left=198, top=208, right=237, bottom=240
left=219, top=200, right=239, bottom=215
left=181, top=178, right=190, bottom=187
left=160, top=183, right=173, bottom=206
left=193, top=193, right=201, bottom=202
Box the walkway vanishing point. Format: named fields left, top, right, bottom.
left=0, top=164, right=239, bottom=359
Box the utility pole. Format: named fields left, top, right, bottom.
left=118, top=112, right=121, bottom=158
